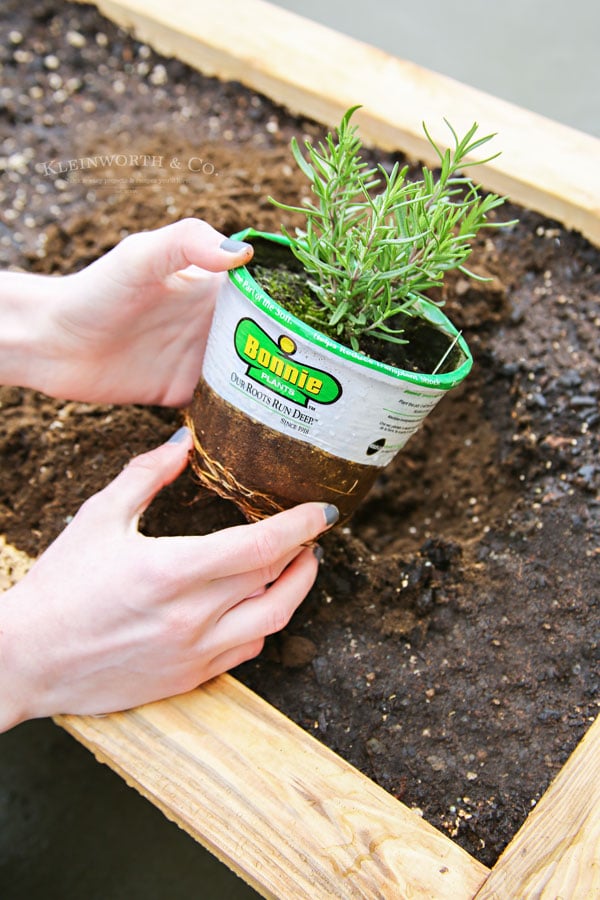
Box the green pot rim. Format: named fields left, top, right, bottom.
left=228, top=228, right=473, bottom=390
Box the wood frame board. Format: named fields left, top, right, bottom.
left=7, top=0, right=600, bottom=895
left=3, top=531, right=597, bottom=897
left=57, top=678, right=489, bottom=899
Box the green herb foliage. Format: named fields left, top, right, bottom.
left=270, top=106, right=514, bottom=350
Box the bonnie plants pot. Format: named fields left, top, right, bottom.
left=188, top=230, right=472, bottom=521
left=186, top=109, right=512, bottom=522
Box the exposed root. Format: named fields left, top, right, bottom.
left=184, top=411, right=284, bottom=522
left=315, top=478, right=359, bottom=496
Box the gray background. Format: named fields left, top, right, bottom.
left=273, top=0, right=600, bottom=137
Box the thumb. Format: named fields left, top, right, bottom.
left=100, top=426, right=194, bottom=526
left=115, top=218, right=254, bottom=281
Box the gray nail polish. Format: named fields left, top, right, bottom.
left=313, top=545, right=324, bottom=562
left=167, top=426, right=190, bottom=443
left=323, top=504, right=339, bottom=527
left=220, top=237, right=252, bottom=254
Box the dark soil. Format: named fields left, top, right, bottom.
left=1, top=0, right=599, bottom=870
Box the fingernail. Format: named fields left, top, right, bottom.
left=313, top=545, right=324, bottom=562
left=220, top=237, right=252, bottom=254
left=322, top=503, right=339, bottom=527
left=167, top=426, right=190, bottom=443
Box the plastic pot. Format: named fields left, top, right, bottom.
left=186, top=230, right=473, bottom=522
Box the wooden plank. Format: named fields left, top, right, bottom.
left=0, top=536, right=34, bottom=589
left=79, top=0, right=600, bottom=246
left=56, top=675, right=488, bottom=899
left=0, top=520, right=489, bottom=900
left=4, top=526, right=487, bottom=895
left=1, top=527, right=488, bottom=896
left=476, top=713, right=600, bottom=900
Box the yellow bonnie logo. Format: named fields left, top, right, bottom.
left=234, top=318, right=342, bottom=407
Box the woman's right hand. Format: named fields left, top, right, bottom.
left=0, top=427, right=337, bottom=731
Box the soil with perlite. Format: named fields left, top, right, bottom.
left=1, top=0, right=598, bottom=869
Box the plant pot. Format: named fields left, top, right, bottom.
left=186, top=230, right=473, bottom=522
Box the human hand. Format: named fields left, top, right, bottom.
left=0, top=427, right=336, bottom=729
left=45, top=218, right=253, bottom=406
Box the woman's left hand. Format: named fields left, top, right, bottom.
left=42, top=218, right=252, bottom=406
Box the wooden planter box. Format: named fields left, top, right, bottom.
left=7, top=1, right=600, bottom=896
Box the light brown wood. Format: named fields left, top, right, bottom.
left=0, top=536, right=34, bottom=589
left=4, top=505, right=599, bottom=900
left=5, top=532, right=488, bottom=895
left=80, top=0, right=600, bottom=246
left=56, top=675, right=489, bottom=899
left=476, top=713, right=600, bottom=899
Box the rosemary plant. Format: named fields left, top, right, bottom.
left=270, top=106, right=513, bottom=350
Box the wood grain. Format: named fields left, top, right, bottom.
left=3, top=535, right=487, bottom=895
left=57, top=675, right=489, bottom=898
left=0, top=536, right=34, bottom=589
left=476, top=714, right=600, bottom=899
left=81, top=0, right=600, bottom=246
